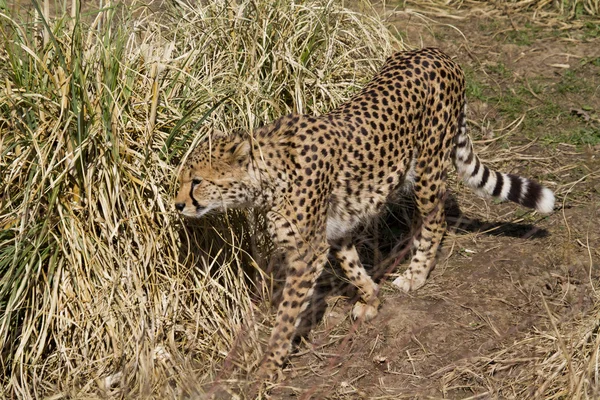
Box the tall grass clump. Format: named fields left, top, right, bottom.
left=0, top=0, right=401, bottom=397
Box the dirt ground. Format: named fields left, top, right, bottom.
left=266, top=4, right=600, bottom=399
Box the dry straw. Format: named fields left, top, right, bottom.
left=406, top=0, right=599, bottom=20
left=0, top=0, right=401, bottom=397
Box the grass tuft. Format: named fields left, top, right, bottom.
left=0, top=0, right=401, bottom=397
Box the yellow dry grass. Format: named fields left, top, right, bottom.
left=0, top=0, right=401, bottom=397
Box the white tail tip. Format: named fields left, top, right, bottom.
left=536, top=187, right=555, bottom=214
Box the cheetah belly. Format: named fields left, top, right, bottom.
left=325, top=159, right=416, bottom=241
left=326, top=214, right=358, bottom=241
left=326, top=191, right=387, bottom=241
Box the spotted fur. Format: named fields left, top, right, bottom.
left=174, top=47, right=555, bottom=379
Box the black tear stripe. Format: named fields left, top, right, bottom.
left=471, top=158, right=480, bottom=178
left=492, top=172, right=504, bottom=198
left=478, top=165, right=490, bottom=189
left=189, top=185, right=201, bottom=209
left=522, top=180, right=542, bottom=209
left=507, top=174, right=522, bottom=203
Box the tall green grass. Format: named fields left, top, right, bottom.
left=0, top=0, right=401, bottom=397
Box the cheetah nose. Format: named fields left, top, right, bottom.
left=175, top=202, right=185, bottom=212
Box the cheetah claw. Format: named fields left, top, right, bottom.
left=392, top=273, right=426, bottom=292
left=351, top=298, right=380, bottom=321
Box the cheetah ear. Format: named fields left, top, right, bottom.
left=200, top=129, right=228, bottom=144
left=210, top=129, right=228, bottom=140
left=228, top=140, right=250, bottom=165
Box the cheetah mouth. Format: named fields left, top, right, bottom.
left=178, top=205, right=215, bottom=219
left=194, top=205, right=216, bottom=218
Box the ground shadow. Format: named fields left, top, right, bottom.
left=175, top=191, right=552, bottom=371
left=293, top=191, right=552, bottom=344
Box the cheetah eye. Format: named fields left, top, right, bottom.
left=191, top=178, right=202, bottom=185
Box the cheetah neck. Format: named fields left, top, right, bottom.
left=240, top=138, right=288, bottom=209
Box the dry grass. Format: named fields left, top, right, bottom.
left=0, top=0, right=401, bottom=397
left=438, top=301, right=600, bottom=398
left=406, top=0, right=599, bottom=18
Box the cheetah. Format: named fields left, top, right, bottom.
left=174, top=47, right=555, bottom=379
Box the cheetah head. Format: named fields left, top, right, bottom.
left=174, top=133, right=258, bottom=218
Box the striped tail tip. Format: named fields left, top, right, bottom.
left=536, top=187, right=555, bottom=214
left=505, top=174, right=555, bottom=214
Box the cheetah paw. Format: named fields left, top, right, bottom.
left=249, top=365, right=283, bottom=399
left=392, top=274, right=426, bottom=292
left=351, top=298, right=380, bottom=321
left=256, top=361, right=284, bottom=383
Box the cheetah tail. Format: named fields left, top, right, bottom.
left=452, top=111, right=555, bottom=214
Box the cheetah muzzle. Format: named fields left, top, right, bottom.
left=174, top=47, right=555, bottom=381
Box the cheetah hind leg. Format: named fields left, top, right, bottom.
left=392, top=208, right=445, bottom=292
left=392, top=170, right=447, bottom=292
left=332, top=237, right=380, bottom=320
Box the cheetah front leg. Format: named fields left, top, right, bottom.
left=331, top=237, right=380, bottom=320
left=257, top=211, right=329, bottom=381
